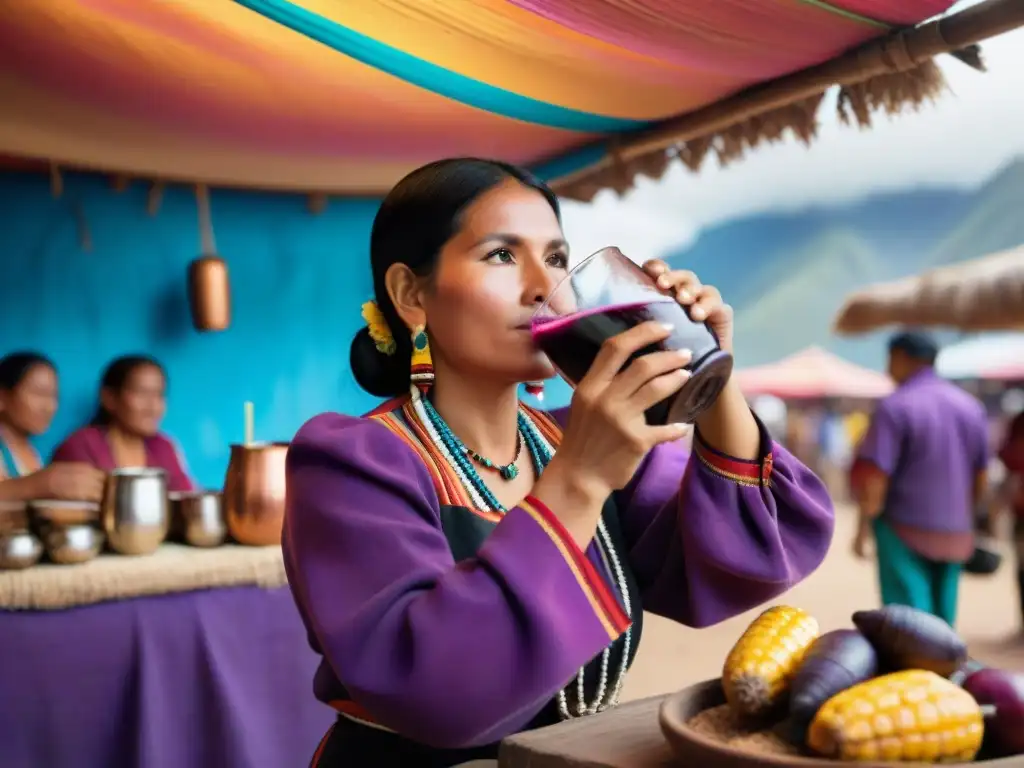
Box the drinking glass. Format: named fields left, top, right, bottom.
left=532, top=247, right=733, bottom=424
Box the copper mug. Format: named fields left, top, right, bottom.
left=223, top=442, right=288, bottom=546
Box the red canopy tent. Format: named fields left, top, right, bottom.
left=987, top=362, right=1024, bottom=381
left=734, top=346, right=894, bottom=400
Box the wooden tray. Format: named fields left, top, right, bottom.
left=659, top=678, right=1024, bottom=768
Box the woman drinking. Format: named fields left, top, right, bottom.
left=53, top=355, right=195, bottom=492
left=283, top=159, right=836, bottom=767
left=0, top=352, right=106, bottom=502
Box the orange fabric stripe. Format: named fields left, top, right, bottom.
left=364, top=395, right=409, bottom=418
left=398, top=400, right=477, bottom=512
left=369, top=411, right=456, bottom=507
left=523, top=404, right=563, bottom=448
left=693, top=434, right=772, bottom=487
left=519, top=496, right=630, bottom=639
left=394, top=405, right=460, bottom=505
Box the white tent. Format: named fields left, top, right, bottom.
left=935, top=332, right=1024, bottom=380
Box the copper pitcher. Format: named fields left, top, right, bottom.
left=223, top=443, right=288, bottom=546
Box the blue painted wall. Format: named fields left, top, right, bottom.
left=0, top=171, right=569, bottom=488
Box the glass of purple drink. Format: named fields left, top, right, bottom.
left=531, top=247, right=733, bottom=424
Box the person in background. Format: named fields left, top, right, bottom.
left=0, top=352, right=106, bottom=502
left=52, top=355, right=195, bottom=493
left=850, top=331, right=989, bottom=626
left=996, top=410, right=1024, bottom=626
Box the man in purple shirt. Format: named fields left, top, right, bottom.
left=851, top=331, right=989, bottom=626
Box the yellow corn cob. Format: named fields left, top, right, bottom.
left=722, top=605, right=820, bottom=717
left=807, top=670, right=984, bottom=763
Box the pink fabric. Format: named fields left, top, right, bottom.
left=52, top=426, right=196, bottom=493
left=0, top=6, right=583, bottom=161
left=827, top=0, right=954, bottom=26
left=506, top=0, right=958, bottom=78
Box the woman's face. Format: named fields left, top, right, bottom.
left=0, top=363, right=58, bottom=436
left=103, top=364, right=167, bottom=437
left=417, top=180, right=569, bottom=384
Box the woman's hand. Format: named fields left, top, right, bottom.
left=643, top=259, right=760, bottom=460
left=642, top=260, right=734, bottom=353
left=34, top=462, right=107, bottom=502
left=533, top=321, right=692, bottom=547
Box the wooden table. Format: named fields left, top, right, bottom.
left=499, top=696, right=676, bottom=768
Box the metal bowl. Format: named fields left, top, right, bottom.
left=0, top=529, right=43, bottom=570
left=29, top=499, right=101, bottom=527
left=42, top=524, right=104, bottom=565
left=170, top=491, right=226, bottom=548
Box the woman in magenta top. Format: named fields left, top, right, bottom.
left=52, top=355, right=195, bottom=492
left=283, top=158, right=835, bottom=767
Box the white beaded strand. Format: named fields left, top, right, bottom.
left=517, top=413, right=633, bottom=718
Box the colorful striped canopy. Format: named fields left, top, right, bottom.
left=0, top=0, right=957, bottom=194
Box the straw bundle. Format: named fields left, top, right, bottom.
left=833, top=247, right=1024, bottom=335
left=553, top=0, right=1024, bottom=201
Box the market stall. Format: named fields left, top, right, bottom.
left=733, top=346, right=893, bottom=401
left=936, top=332, right=1024, bottom=381
left=833, top=245, right=1024, bottom=334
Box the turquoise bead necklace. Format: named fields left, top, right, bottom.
left=419, top=396, right=549, bottom=511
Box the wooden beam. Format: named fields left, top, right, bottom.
left=552, top=0, right=1024, bottom=193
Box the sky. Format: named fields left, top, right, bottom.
left=559, top=0, right=1024, bottom=262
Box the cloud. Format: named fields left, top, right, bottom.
left=560, top=3, right=1024, bottom=262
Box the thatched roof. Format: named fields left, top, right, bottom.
left=553, top=0, right=1024, bottom=200
left=833, top=245, right=1024, bottom=334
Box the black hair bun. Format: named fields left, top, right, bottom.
left=350, top=327, right=410, bottom=399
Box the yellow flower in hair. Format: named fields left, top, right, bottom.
left=361, top=300, right=396, bottom=356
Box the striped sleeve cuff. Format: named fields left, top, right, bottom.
left=693, top=414, right=773, bottom=488
left=519, top=496, right=631, bottom=640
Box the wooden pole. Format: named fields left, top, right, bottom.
left=552, top=0, right=1024, bottom=191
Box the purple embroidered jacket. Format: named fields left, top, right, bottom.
left=282, top=400, right=834, bottom=755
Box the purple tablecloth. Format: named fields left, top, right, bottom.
left=0, top=586, right=334, bottom=768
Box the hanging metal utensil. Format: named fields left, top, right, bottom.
left=187, top=184, right=231, bottom=332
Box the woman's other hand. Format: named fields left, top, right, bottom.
left=642, top=260, right=734, bottom=353
left=34, top=462, right=107, bottom=502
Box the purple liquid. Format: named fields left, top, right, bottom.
left=532, top=299, right=733, bottom=424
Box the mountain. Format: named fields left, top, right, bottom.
left=662, top=158, right=1024, bottom=368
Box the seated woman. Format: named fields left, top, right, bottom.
left=52, top=355, right=195, bottom=493
left=0, top=352, right=105, bottom=502
left=283, top=158, right=836, bottom=768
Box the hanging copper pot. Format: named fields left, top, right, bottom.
left=188, top=184, right=230, bottom=332
left=188, top=255, right=231, bottom=331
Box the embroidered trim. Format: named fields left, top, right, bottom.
left=366, top=397, right=565, bottom=522
left=520, top=496, right=630, bottom=640
left=310, top=722, right=336, bottom=767
left=328, top=699, right=397, bottom=734
left=693, top=434, right=772, bottom=487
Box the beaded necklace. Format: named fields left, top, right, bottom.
left=414, top=394, right=632, bottom=718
